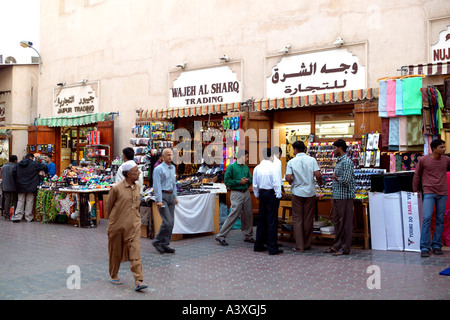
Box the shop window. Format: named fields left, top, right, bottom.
left=315, top=113, right=354, bottom=139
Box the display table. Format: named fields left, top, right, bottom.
left=58, top=188, right=110, bottom=228
left=277, top=196, right=370, bottom=250
left=152, top=190, right=225, bottom=241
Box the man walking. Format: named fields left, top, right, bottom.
left=285, top=141, right=324, bottom=252
left=215, top=149, right=254, bottom=246
left=115, top=147, right=144, bottom=194
left=106, top=162, right=148, bottom=291
left=152, top=148, right=178, bottom=254
left=253, top=148, right=283, bottom=255
left=326, top=139, right=355, bottom=256
left=2, top=155, right=18, bottom=220
left=413, top=139, right=450, bottom=257
left=12, top=153, right=49, bottom=223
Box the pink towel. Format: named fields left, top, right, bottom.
left=386, top=79, right=397, bottom=117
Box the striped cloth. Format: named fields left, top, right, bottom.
left=35, top=112, right=112, bottom=127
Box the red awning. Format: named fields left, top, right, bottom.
left=405, top=61, right=450, bottom=76
left=252, top=88, right=378, bottom=111
left=138, top=102, right=242, bottom=120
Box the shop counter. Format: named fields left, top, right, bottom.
left=152, top=188, right=226, bottom=241
left=59, top=187, right=110, bottom=228
left=37, top=187, right=110, bottom=228
left=277, top=195, right=370, bottom=250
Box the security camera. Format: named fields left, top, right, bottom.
left=333, top=37, right=344, bottom=47
left=219, top=55, right=230, bottom=62
left=279, top=44, right=291, bottom=54
left=176, top=62, right=187, bottom=69
left=57, top=82, right=66, bottom=86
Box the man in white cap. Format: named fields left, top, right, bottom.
left=115, top=147, right=144, bottom=193
left=106, top=162, right=148, bottom=291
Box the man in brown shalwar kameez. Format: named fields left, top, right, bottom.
left=106, top=163, right=148, bottom=291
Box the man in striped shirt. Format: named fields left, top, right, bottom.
left=326, top=139, right=355, bottom=256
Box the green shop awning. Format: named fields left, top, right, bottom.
left=35, top=112, right=114, bottom=127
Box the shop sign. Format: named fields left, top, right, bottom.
left=53, top=83, right=99, bottom=116
left=430, top=25, right=450, bottom=63
left=169, top=66, right=242, bottom=107
left=266, top=48, right=366, bottom=98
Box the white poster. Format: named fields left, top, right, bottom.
left=383, top=192, right=404, bottom=251
left=169, top=66, right=242, bottom=107
left=266, top=48, right=366, bottom=98
left=401, top=192, right=423, bottom=252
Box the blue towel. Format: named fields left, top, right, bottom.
left=395, top=79, right=404, bottom=116
left=439, top=267, right=450, bottom=276
left=378, top=80, right=388, bottom=118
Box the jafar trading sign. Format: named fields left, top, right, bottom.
left=169, top=66, right=242, bottom=107
left=53, top=82, right=99, bottom=117
left=266, top=48, right=366, bottom=99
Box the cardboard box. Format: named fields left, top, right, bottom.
left=383, top=192, right=404, bottom=251
left=369, top=192, right=388, bottom=250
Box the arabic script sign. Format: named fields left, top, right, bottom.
left=53, top=83, right=99, bottom=117
left=170, top=66, right=242, bottom=107
left=430, top=25, right=450, bottom=63
left=267, top=48, right=366, bottom=98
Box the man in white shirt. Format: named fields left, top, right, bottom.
left=115, top=147, right=144, bottom=194
left=285, top=141, right=324, bottom=252
left=253, top=148, right=283, bottom=255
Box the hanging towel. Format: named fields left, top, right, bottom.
left=378, top=80, right=388, bottom=118
left=399, top=116, right=407, bottom=151
left=436, top=89, right=444, bottom=135
left=406, top=115, right=424, bottom=145
left=402, top=77, right=423, bottom=115
left=388, top=117, right=399, bottom=151
left=395, top=79, right=404, bottom=116
left=381, top=118, right=390, bottom=148
left=389, top=153, right=396, bottom=172
left=386, top=79, right=397, bottom=117
left=421, top=88, right=432, bottom=135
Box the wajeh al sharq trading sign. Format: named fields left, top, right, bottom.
left=267, top=48, right=366, bottom=99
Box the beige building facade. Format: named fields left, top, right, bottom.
left=0, top=64, right=39, bottom=159
left=37, top=0, right=450, bottom=157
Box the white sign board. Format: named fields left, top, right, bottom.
left=430, top=25, right=450, bottom=63
left=266, top=48, right=366, bottom=98
left=53, top=83, right=99, bottom=117
left=169, top=66, right=242, bottom=107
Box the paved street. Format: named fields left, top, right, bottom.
left=0, top=218, right=449, bottom=302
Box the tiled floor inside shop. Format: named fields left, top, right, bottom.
left=0, top=218, right=448, bottom=301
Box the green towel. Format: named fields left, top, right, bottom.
left=402, top=77, right=423, bottom=116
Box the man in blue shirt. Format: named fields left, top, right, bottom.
left=152, top=148, right=178, bottom=254
left=44, top=153, right=57, bottom=177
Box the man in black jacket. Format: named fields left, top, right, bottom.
left=12, top=153, right=48, bottom=223
left=1, top=155, right=18, bottom=220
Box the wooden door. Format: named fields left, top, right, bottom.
left=97, top=121, right=114, bottom=162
